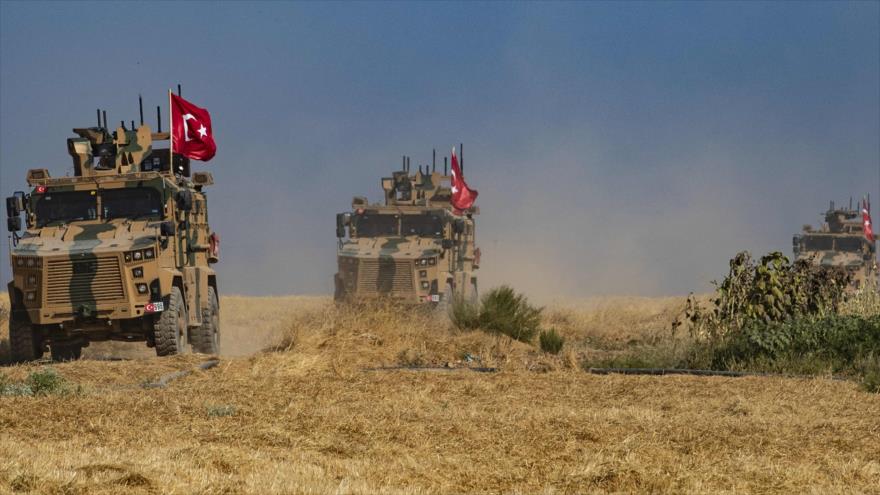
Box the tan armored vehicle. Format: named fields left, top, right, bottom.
left=5, top=105, right=220, bottom=361
left=335, top=157, right=480, bottom=304
left=793, top=200, right=877, bottom=288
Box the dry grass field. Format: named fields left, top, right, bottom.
left=1, top=294, right=878, bottom=494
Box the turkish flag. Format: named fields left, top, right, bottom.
left=171, top=94, right=216, bottom=161
left=862, top=199, right=875, bottom=243
left=450, top=146, right=477, bottom=212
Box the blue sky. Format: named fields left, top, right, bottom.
left=1, top=1, right=878, bottom=299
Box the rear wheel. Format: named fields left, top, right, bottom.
left=50, top=343, right=82, bottom=362
left=153, top=287, right=190, bottom=357
left=190, top=287, right=220, bottom=354
left=9, top=317, right=44, bottom=363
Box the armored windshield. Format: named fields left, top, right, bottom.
left=835, top=237, right=865, bottom=253
left=35, top=191, right=97, bottom=226
left=802, top=236, right=834, bottom=251
left=401, top=213, right=444, bottom=237
left=102, top=187, right=162, bottom=221
left=353, top=213, right=399, bottom=237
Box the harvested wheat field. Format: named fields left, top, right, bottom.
left=1, top=295, right=878, bottom=494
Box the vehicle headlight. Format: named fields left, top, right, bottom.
left=133, top=251, right=143, bottom=261
left=136, top=283, right=148, bottom=294
left=16, top=258, right=24, bottom=267
left=25, top=291, right=36, bottom=301
left=144, top=248, right=155, bottom=259
left=428, top=258, right=436, bottom=266
left=26, top=258, right=35, bottom=268
left=132, top=267, right=144, bottom=278
left=27, top=274, right=37, bottom=286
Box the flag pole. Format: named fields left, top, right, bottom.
left=168, top=89, right=173, bottom=171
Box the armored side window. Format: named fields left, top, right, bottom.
left=34, top=191, right=97, bottom=227
left=353, top=213, right=399, bottom=237
left=836, top=237, right=864, bottom=253
left=401, top=213, right=444, bottom=238
left=101, top=188, right=162, bottom=221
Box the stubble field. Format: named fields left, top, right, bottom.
left=0, top=294, right=878, bottom=494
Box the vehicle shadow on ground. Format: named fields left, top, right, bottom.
left=0, top=340, right=10, bottom=365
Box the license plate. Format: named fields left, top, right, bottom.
left=145, top=302, right=164, bottom=313
left=431, top=295, right=440, bottom=302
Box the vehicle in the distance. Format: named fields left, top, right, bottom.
left=335, top=158, right=480, bottom=304
left=793, top=200, right=876, bottom=289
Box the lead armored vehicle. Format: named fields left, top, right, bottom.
left=793, top=200, right=877, bottom=288
left=5, top=107, right=220, bottom=361
left=335, top=158, right=480, bottom=304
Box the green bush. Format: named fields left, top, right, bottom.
left=476, top=286, right=542, bottom=343
left=861, top=364, right=880, bottom=393
left=26, top=368, right=65, bottom=396
left=449, top=295, right=480, bottom=331
left=539, top=329, right=564, bottom=354
left=701, top=315, right=880, bottom=376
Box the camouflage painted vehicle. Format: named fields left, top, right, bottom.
left=335, top=159, right=480, bottom=304
left=792, top=200, right=877, bottom=289
left=5, top=112, right=220, bottom=362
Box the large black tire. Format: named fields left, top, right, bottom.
left=50, top=343, right=82, bottom=362
left=153, top=287, right=190, bottom=357
left=9, top=317, right=44, bottom=363
left=190, top=287, right=219, bottom=354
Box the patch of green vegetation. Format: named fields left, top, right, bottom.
left=206, top=404, right=237, bottom=418
left=539, top=329, right=564, bottom=355
left=0, top=368, right=79, bottom=397
left=450, top=285, right=542, bottom=343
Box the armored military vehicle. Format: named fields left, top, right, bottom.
left=335, top=156, right=480, bottom=304
left=5, top=104, right=220, bottom=362
left=792, top=200, right=877, bottom=288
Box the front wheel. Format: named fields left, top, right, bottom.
left=153, top=287, right=190, bottom=357
left=190, top=287, right=220, bottom=354
left=8, top=317, right=44, bottom=363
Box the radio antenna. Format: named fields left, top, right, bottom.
left=96, top=108, right=101, bottom=127
left=156, top=106, right=162, bottom=133
left=102, top=111, right=107, bottom=130
left=138, top=94, right=144, bottom=125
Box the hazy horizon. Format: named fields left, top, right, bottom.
left=1, top=1, right=878, bottom=301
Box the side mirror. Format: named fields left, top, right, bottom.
left=160, top=221, right=175, bottom=237
left=6, top=192, right=24, bottom=217
left=336, top=213, right=346, bottom=238
left=452, top=219, right=465, bottom=234
left=6, top=197, right=19, bottom=218
left=7, top=216, right=21, bottom=232
left=441, top=239, right=455, bottom=250
left=175, top=190, right=193, bottom=211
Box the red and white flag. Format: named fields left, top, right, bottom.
left=171, top=93, right=216, bottom=161
left=450, top=146, right=477, bottom=212
left=862, top=199, right=875, bottom=243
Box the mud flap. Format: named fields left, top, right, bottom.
left=183, top=266, right=208, bottom=327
